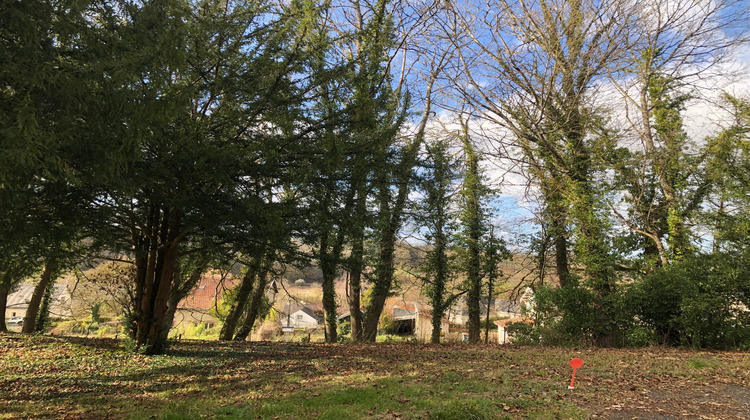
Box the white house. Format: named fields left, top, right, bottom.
left=280, top=303, right=323, bottom=328
left=5, top=282, right=73, bottom=323
left=494, top=317, right=533, bottom=344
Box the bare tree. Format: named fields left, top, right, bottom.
left=443, top=0, right=634, bottom=344
left=606, top=0, right=750, bottom=266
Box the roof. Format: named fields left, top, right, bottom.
left=7, top=283, right=70, bottom=307
left=494, top=317, right=533, bottom=328
left=292, top=306, right=324, bottom=323
left=416, top=311, right=450, bottom=323
left=178, top=272, right=238, bottom=311
left=496, top=300, right=522, bottom=313
left=6, top=282, right=72, bottom=317
left=337, top=310, right=365, bottom=322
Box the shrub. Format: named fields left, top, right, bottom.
left=628, top=253, right=750, bottom=349
left=513, top=283, right=600, bottom=346
left=379, top=313, right=399, bottom=336
left=337, top=320, right=351, bottom=342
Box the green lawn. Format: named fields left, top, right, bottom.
left=1, top=333, right=748, bottom=419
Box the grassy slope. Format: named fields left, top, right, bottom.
left=1, top=334, right=748, bottom=419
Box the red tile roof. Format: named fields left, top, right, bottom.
left=178, top=272, right=239, bottom=311
left=494, top=317, right=533, bottom=327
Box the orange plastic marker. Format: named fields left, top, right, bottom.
left=569, top=358, right=583, bottom=389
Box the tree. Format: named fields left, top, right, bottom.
left=0, top=0, right=133, bottom=332
left=606, top=0, right=750, bottom=266
left=417, top=139, right=462, bottom=343
left=304, top=0, right=413, bottom=343
left=447, top=0, right=630, bottom=345
left=483, top=226, right=511, bottom=344
left=457, top=117, right=485, bottom=344
left=84, top=0, right=328, bottom=354
left=704, top=93, right=750, bottom=254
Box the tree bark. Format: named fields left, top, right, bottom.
left=219, top=265, right=257, bottom=340
left=461, top=129, right=483, bottom=345
left=21, top=259, right=56, bottom=334
left=321, top=255, right=338, bottom=343
left=346, top=182, right=368, bottom=341
left=0, top=286, right=8, bottom=333
left=133, top=208, right=187, bottom=355
left=234, top=258, right=273, bottom=341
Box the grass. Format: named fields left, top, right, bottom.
left=1, top=333, right=748, bottom=419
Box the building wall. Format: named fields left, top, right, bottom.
left=286, top=310, right=320, bottom=328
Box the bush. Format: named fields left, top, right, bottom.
left=379, top=313, right=399, bottom=336
left=337, top=320, right=351, bottom=343
left=628, top=253, right=750, bottom=350
left=510, top=283, right=601, bottom=346
left=623, top=326, right=656, bottom=347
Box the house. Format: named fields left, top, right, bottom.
left=279, top=303, right=323, bottom=328
left=392, top=304, right=417, bottom=335
left=495, top=317, right=533, bottom=344
left=337, top=310, right=365, bottom=324
left=450, top=288, right=536, bottom=326
left=174, top=272, right=238, bottom=329
left=5, top=282, right=73, bottom=324
left=495, top=300, right=522, bottom=318
left=414, top=310, right=451, bottom=342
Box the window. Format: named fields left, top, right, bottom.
left=296, top=314, right=303, bottom=321
left=12, top=312, right=16, bottom=317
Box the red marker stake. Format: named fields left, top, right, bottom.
left=569, top=358, right=583, bottom=389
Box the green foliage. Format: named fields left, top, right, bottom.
left=379, top=312, right=399, bottom=335
left=628, top=253, right=750, bottom=349
left=528, top=284, right=600, bottom=346
left=704, top=93, right=750, bottom=254
left=623, top=326, right=657, bottom=348
left=337, top=320, right=351, bottom=343
left=505, top=321, right=539, bottom=346
left=34, top=280, right=55, bottom=334
left=510, top=282, right=630, bottom=347
left=90, top=302, right=103, bottom=323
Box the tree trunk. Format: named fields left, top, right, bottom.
left=484, top=268, right=493, bottom=345
left=321, top=257, right=338, bottom=343
left=363, top=224, right=396, bottom=342
left=0, top=286, right=8, bottom=333
left=462, top=133, right=483, bottom=345
left=133, top=208, right=186, bottom=355
left=346, top=187, right=367, bottom=341
left=347, top=242, right=365, bottom=341
left=219, top=266, right=257, bottom=340
left=157, top=260, right=206, bottom=346
left=234, top=259, right=273, bottom=341
left=21, top=260, right=56, bottom=334
left=430, top=234, right=447, bottom=344
left=34, top=281, right=54, bottom=333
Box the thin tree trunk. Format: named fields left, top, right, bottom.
left=321, top=258, right=338, bottom=343
left=430, top=232, right=447, bottom=344
left=157, top=261, right=207, bottom=346
left=346, top=183, right=367, bottom=341
left=461, top=131, right=483, bottom=345
left=484, top=268, right=494, bottom=345
left=219, top=265, right=258, bottom=340
left=0, top=286, right=8, bottom=333
left=21, top=260, right=56, bottom=334
left=551, top=216, right=570, bottom=287
left=34, top=281, right=54, bottom=333
left=234, top=257, right=273, bottom=341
